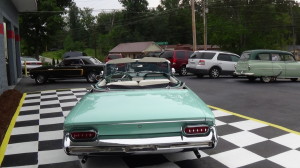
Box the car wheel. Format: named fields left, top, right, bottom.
left=291, top=78, right=298, bottom=82
left=209, top=67, right=220, bottom=78
left=87, top=72, right=97, bottom=83
left=179, top=66, right=187, bottom=76
left=260, top=76, right=272, bottom=83
left=35, top=74, right=47, bottom=84
left=196, top=74, right=203, bottom=78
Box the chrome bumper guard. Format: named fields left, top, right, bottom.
left=234, top=72, right=254, bottom=76
left=64, top=126, right=218, bottom=155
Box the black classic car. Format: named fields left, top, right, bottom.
left=30, top=56, right=104, bottom=84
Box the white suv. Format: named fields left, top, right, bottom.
left=186, top=50, right=240, bottom=78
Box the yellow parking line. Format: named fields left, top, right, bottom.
left=209, top=105, right=300, bottom=136
left=0, top=93, right=26, bottom=166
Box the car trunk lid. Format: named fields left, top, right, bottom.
left=64, top=89, right=213, bottom=135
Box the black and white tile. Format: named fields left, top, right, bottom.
left=2, top=88, right=300, bottom=168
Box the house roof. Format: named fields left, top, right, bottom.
left=110, top=41, right=161, bottom=53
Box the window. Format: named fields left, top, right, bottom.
left=190, top=53, right=196, bottom=58
left=62, top=59, right=83, bottom=66
left=256, top=53, right=270, bottom=61
left=160, top=51, right=173, bottom=59
left=217, top=54, right=231, bottom=61
left=82, top=59, right=91, bottom=65
left=187, top=51, right=193, bottom=58
left=271, top=54, right=281, bottom=61
left=202, top=52, right=215, bottom=59
left=282, top=54, right=295, bottom=62
left=195, top=52, right=215, bottom=59
left=240, top=52, right=250, bottom=61
left=175, top=51, right=185, bottom=59
left=231, top=55, right=240, bottom=62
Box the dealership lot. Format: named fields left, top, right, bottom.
left=2, top=76, right=300, bottom=167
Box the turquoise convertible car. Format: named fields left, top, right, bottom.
left=63, top=57, right=218, bottom=163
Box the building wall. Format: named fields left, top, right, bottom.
left=0, top=0, right=20, bottom=94
left=144, top=44, right=162, bottom=52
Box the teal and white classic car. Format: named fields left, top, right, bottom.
left=234, top=49, right=300, bottom=82
left=63, top=57, right=218, bottom=163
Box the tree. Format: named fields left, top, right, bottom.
left=118, top=0, right=149, bottom=39
left=19, top=0, right=72, bottom=58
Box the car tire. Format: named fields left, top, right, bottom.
left=247, top=76, right=257, bottom=82
left=260, top=76, right=272, bottom=83
left=86, top=72, right=97, bottom=83
left=179, top=66, right=187, bottom=76
left=35, top=74, right=47, bottom=84
left=209, top=67, right=220, bottom=78
left=291, top=78, right=298, bottom=82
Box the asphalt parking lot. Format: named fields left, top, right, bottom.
left=2, top=75, right=300, bottom=168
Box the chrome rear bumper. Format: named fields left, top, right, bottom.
left=234, top=72, right=254, bottom=76
left=64, top=126, right=218, bottom=156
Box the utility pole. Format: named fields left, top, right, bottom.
left=203, top=0, right=207, bottom=50
left=290, top=2, right=296, bottom=53
left=191, top=0, right=197, bottom=51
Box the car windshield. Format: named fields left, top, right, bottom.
left=240, top=52, right=250, bottom=61
left=93, top=57, right=182, bottom=90
left=89, top=57, right=102, bottom=64
left=106, top=62, right=169, bottom=76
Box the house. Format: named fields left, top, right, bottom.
left=160, top=44, right=220, bottom=51
left=109, top=41, right=162, bottom=59
left=0, top=0, right=37, bottom=94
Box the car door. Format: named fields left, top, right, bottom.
left=64, top=59, right=84, bottom=77
left=187, top=52, right=199, bottom=69
left=174, top=51, right=185, bottom=70
left=271, top=53, right=285, bottom=77
left=217, top=53, right=235, bottom=74
left=282, top=54, right=300, bottom=77
left=54, top=59, right=84, bottom=78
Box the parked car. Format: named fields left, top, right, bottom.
left=105, top=53, right=123, bottom=62
left=186, top=50, right=240, bottom=78
left=21, top=56, right=42, bottom=72
left=63, top=57, right=218, bottom=163
left=160, top=50, right=193, bottom=76
left=63, top=51, right=87, bottom=58
left=234, top=49, right=299, bottom=82
left=30, top=56, right=104, bottom=84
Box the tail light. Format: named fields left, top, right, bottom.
left=184, top=125, right=209, bottom=135
left=172, top=58, right=176, bottom=65
left=198, top=60, right=205, bottom=65
left=70, top=131, right=97, bottom=141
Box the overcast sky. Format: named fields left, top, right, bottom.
left=73, top=0, right=161, bottom=14
left=73, top=0, right=300, bottom=15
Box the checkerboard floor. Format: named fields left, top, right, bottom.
left=2, top=88, right=300, bottom=168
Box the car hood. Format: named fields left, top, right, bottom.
left=64, top=89, right=213, bottom=126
